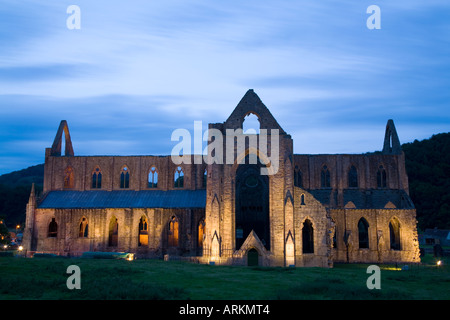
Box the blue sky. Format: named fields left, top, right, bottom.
left=0, top=0, right=449, bottom=175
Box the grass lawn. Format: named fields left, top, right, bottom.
left=0, top=254, right=448, bottom=300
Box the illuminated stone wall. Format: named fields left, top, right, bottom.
left=26, top=207, right=205, bottom=258
left=23, top=89, right=420, bottom=267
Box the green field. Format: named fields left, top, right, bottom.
left=0, top=254, right=448, bottom=300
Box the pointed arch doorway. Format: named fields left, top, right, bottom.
left=247, top=248, right=259, bottom=266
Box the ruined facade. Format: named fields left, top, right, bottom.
left=22, top=90, right=421, bottom=267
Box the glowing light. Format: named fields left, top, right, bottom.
left=18, top=246, right=23, bottom=251
left=437, top=260, right=442, bottom=266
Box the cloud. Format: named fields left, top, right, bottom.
left=0, top=0, right=449, bottom=174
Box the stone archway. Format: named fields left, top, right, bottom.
left=235, top=155, right=270, bottom=250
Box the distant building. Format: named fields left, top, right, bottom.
left=421, top=229, right=450, bottom=247
left=22, top=90, right=420, bottom=266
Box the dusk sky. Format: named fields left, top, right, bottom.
left=0, top=0, right=449, bottom=175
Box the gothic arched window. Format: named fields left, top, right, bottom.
left=108, top=217, right=118, bottom=247
left=348, top=165, right=358, bottom=188
left=168, top=216, right=179, bottom=247
left=321, top=165, right=331, bottom=188
left=202, top=168, right=207, bottom=188
left=138, top=216, right=149, bottom=246
left=92, top=166, right=102, bottom=189
left=64, top=166, right=74, bottom=189
left=198, top=219, right=205, bottom=249
left=79, top=217, right=88, bottom=238
left=389, top=218, right=401, bottom=251
left=242, top=112, right=260, bottom=134
left=148, top=166, right=158, bottom=188
left=294, top=166, right=303, bottom=188
left=358, top=218, right=369, bottom=249
left=48, top=218, right=58, bottom=238
left=174, top=166, right=184, bottom=188
left=120, top=166, right=130, bottom=189
left=377, top=165, right=387, bottom=188
left=302, top=219, right=314, bottom=254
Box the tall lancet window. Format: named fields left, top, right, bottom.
left=377, top=165, right=387, bottom=188
left=358, top=218, right=369, bottom=249
left=79, top=217, right=88, bottom=238
left=321, top=165, right=331, bottom=188
left=348, top=165, right=358, bottom=188
left=294, top=166, right=303, bottom=188
left=202, top=168, right=207, bottom=188
left=168, top=216, right=179, bottom=247
left=302, top=219, right=314, bottom=254
left=109, top=217, right=118, bottom=247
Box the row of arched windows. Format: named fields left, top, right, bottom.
left=294, top=164, right=388, bottom=189
left=46, top=215, right=402, bottom=252
left=48, top=216, right=206, bottom=249
left=63, top=165, right=208, bottom=190
left=331, top=217, right=401, bottom=251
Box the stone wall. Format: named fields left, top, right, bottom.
left=330, top=208, right=420, bottom=263
left=43, top=152, right=207, bottom=193
left=27, top=207, right=205, bottom=258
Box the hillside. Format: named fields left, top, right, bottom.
left=0, top=133, right=449, bottom=229
left=0, top=164, right=44, bottom=188
left=0, top=164, right=44, bottom=226
left=403, top=132, right=450, bottom=230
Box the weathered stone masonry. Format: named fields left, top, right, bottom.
left=22, top=90, right=420, bottom=267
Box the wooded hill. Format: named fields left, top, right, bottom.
left=0, top=133, right=449, bottom=230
